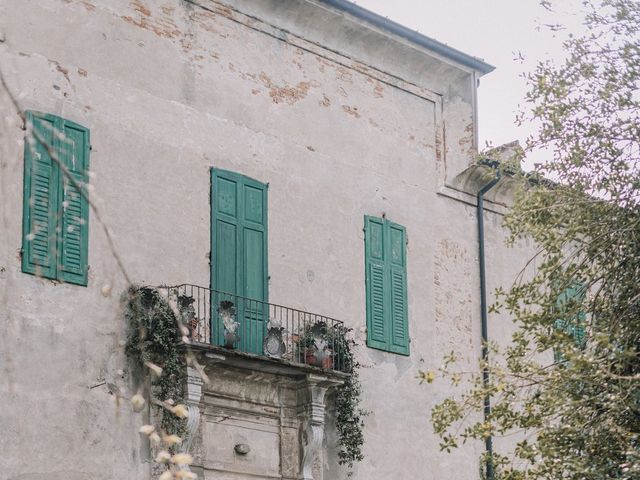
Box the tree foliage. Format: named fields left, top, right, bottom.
left=431, top=1, right=640, bottom=478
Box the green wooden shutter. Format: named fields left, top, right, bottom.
left=211, top=169, right=268, bottom=354
left=365, top=216, right=388, bottom=349
left=22, top=111, right=90, bottom=285
left=22, top=111, right=59, bottom=280
left=365, top=216, right=409, bottom=355
left=239, top=176, right=268, bottom=354
left=388, top=221, right=409, bottom=354
left=58, top=119, right=90, bottom=285
left=240, top=178, right=268, bottom=303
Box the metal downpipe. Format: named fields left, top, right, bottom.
left=477, top=173, right=500, bottom=480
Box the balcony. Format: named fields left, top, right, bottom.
left=158, top=284, right=348, bottom=373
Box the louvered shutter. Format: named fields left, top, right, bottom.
left=21, top=112, right=59, bottom=280
left=58, top=119, right=90, bottom=285
left=365, top=216, right=409, bottom=354
left=388, top=221, right=409, bottom=355
left=22, top=111, right=90, bottom=285
left=365, top=216, right=388, bottom=349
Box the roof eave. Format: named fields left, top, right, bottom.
left=318, top=0, right=496, bottom=75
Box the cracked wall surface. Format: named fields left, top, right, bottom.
left=0, top=1, right=535, bottom=479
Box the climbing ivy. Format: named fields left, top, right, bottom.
left=298, top=322, right=367, bottom=472
left=124, top=285, right=187, bottom=438
left=334, top=329, right=367, bottom=473
left=336, top=368, right=366, bottom=472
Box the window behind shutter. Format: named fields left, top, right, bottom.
left=365, top=216, right=409, bottom=355
left=22, top=111, right=59, bottom=280
left=58, top=119, right=90, bottom=285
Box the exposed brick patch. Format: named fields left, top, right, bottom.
left=63, top=0, right=95, bottom=11
left=55, top=64, right=69, bottom=78
left=161, top=4, right=175, bottom=15
left=315, top=57, right=330, bottom=73
left=373, top=82, right=384, bottom=98
left=459, top=134, right=472, bottom=147
left=350, top=61, right=371, bottom=76
left=50, top=61, right=70, bottom=83
left=132, top=0, right=151, bottom=17
left=80, top=0, right=95, bottom=11
left=341, top=105, right=361, bottom=118
left=191, top=10, right=219, bottom=34
left=180, top=38, right=192, bottom=52
left=121, top=0, right=181, bottom=39
left=271, top=82, right=311, bottom=105
left=335, top=66, right=353, bottom=84
left=259, top=73, right=312, bottom=105
left=318, top=94, right=331, bottom=107
left=211, top=4, right=233, bottom=19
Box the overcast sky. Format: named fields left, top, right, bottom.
left=356, top=0, right=585, bottom=168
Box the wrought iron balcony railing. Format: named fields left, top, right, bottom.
left=158, top=284, right=348, bottom=372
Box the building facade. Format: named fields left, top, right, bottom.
left=0, top=1, right=534, bottom=479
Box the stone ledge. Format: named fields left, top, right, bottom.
left=189, top=341, right=350, bottom=383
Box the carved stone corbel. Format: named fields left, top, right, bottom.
left=301, top=374, right=342, bottom=480
left=180, top=367, right=204, bottom=461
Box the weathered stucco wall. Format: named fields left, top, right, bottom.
left=0, top=1, right=535, bottom=479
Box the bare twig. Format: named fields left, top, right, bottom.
left=0, top=65, right=132, bottom=284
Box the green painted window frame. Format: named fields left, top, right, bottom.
left=21, top=110, right=90, bottom=286
left=364, top=215, right=409, bottom=355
